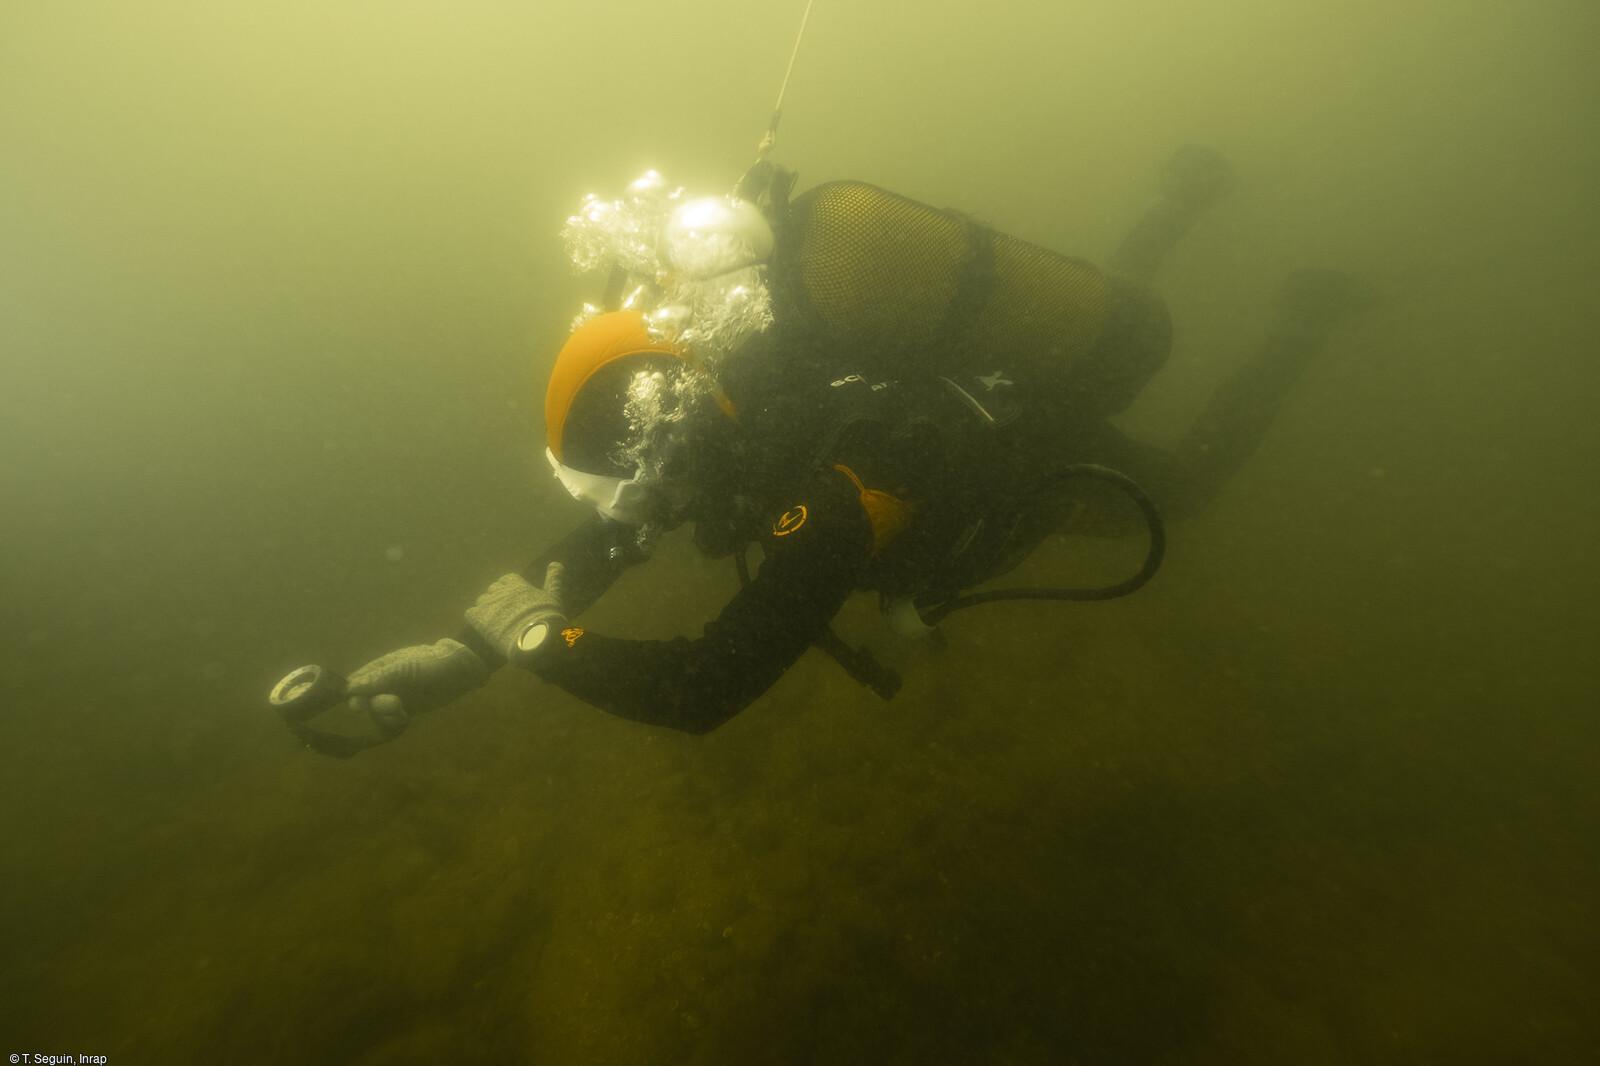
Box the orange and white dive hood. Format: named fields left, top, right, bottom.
left=543, top=309, right=734, bottom=526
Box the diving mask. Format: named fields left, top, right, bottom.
left=545, top=447, right=661, bottom=526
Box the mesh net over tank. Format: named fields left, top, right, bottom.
left=781, top=181, right=1112, bottom=381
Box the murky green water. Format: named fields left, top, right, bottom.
left=3, top=2, right=1596, bottom=1062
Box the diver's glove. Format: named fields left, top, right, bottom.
left=465, top=562, right=568, bottom=662
left=345, top=638, right=489, bottom=731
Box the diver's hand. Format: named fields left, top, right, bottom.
left=345, top=638, right=489, bottom=728
left=465, top=563, right=568, bottom=661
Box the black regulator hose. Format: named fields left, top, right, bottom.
left=917, top=464, right=1166, bottom=626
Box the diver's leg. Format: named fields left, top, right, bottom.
left=1062, top=275, right=1174, bottom=417
left=1108, top=145, right=1235, bottom=282
left=1166, top=269, right=1375, bottom=518
left=1040, top=270, right=1372, bottom=531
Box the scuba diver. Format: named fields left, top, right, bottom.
left=270, top=147, right=1370, bottom=752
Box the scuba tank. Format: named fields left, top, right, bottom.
left=771, top=180, right=1114, bottom=390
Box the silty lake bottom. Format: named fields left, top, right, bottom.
left=2, top=1, right=1595, bottom=1061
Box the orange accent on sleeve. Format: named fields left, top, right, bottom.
left=831, top=464, right=914, bottom=555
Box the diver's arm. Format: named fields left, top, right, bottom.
left=333, top=514, right=646, bottom=730
left=518, top=512, right=649, bottom=610
left=454, top=513, right=647, bottom=667
left=528, top=472, right=873, bottom=734
left=285, top=497, right=667, bottom=757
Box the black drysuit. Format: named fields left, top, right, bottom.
left=463, top=181, right=1333, bottom=732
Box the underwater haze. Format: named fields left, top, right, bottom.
left=3, top=0, right=1597, bottom=1062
